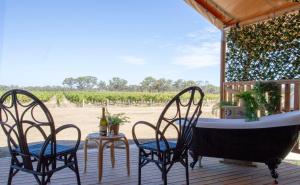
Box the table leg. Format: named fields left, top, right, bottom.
left=98, top=140, right=103, bottom=182
left=110, top=142, right=115, bottom=168
left=84, top=138, right=88, bottom=173
left=123, top=137, right=130, bottom=176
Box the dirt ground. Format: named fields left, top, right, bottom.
left=0, top=101, right=216, bottom=157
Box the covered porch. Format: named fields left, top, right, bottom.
left=0, top=0, right=299, bottom=185
left=186, top=0, right=300, bottom=153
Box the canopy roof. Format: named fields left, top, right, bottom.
left=185, top=0, right=300, bottom=29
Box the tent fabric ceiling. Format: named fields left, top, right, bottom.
left=185, top=0, right=300, bottom=29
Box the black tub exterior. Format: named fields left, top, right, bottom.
left=189, top=125, right=299, bottom=183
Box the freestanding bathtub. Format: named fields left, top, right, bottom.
left=189, top=111, right=300, bottom=184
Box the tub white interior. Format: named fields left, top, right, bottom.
left=196, top=111, right=300, bottom=129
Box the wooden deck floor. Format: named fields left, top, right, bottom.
left=1, top=146, right=300, bottom=185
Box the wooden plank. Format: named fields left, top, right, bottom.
left=223, top=84, right=227, bottom=102
left=260, top=109, right=266, bottom=117
left=233, top=85, right=239, bottom=104
left=246, top=85, right=251, bottom=91
left=238, top=85, right=244, bottom=107
left=239, top=84, right=244, bottom=92
left=221, top=83, right=227, bottom=118
left=285, top=84, right=291, bottom=112
left=292, top=83, right=300, bottom=153
left=291, top=83, right=299, bottom=153
left=1, top=147, right=300, bottom=184
left=227, top=85, right=233, bottom=103
left=294, top=83, right=300, bottom=110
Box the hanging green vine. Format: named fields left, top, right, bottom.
left=226, top=12, right=300, bottom=82
left=234, top=82, right=281, bottom=121
left=236, top=91, right=259, bottom=122
left=252, top=82, right=281, bottom=115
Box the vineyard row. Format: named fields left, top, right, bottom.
left=0, top=91, right=219, bottom=105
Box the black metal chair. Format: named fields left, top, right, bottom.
left=0, top=89, right=81, bottom=185
left=132, top=86, right=205, bottom=185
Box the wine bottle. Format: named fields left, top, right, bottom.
left=99, top=107, right=108, bottom=136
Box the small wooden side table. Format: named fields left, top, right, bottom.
left=83, top=132, right=130, bottom=181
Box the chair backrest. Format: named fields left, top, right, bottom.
left=0, top=89, right=56, bottom=170
left=156, top=86, right=204, bottom=160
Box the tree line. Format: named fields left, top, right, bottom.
left=62, top=76, right=219, bottom=93
left=0, top=76, right=219, bottom=94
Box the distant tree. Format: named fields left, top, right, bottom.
left=196, top=80, right=204, bottom=87
left=97, top=80, right=107, bottom=91
left=202, top=84, right=219, bottom=94
left=127, top=85, right=141, bottom=91
left=0, top=85, right=9, bottom=91
left=7, top=76, right=220, bottom=93
left=140, top=76, right=156, bottom=92
left=108, top=77, right=128, bottom=91
left=183, top=80, right=197, bottom=88
left=153, top=78, right=172, bottom=92
left=76, top=76, right=98, bottom=90
left=173, top=79, right=185, bottom=90
left=62, top=77, right=76, bottom=89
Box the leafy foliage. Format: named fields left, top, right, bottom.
left=211, top=100, right=238, bottom=115
left=0, top=91, right=55, bottom=103
left=0, top=90, right=219, bottom=106
left=63, top=91, right=218, bottom=105
left=63, top=76, right=98, bottom=90
left=234, top=81, right=282, bottom=121
left=226, top=12, right=300, bottom=81
left=252, top=82, right=281, bottom=115
left=55, top=92, right=64, bottom=106
left=107, top=113, right=130, bottom=126
left=236, top=91, right=259, bottom=121
left=108, top=77, right=128, bottom=91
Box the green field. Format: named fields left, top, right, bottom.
left=0, top=91, right=219, bottom=105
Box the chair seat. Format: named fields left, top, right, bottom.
left=141, top=141, right=177, bottom=152
left=16, top=143, right=74, bottom=157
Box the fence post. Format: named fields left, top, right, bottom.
left=292, top=82, right=300, bottom=153
left=284, top=84, right=291, bottom=112
left=294, top=82, right=299, bottom=110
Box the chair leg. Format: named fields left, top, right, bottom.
left=7, top=166, right=14, bottom=185
left=40, top=163, right=47, bottom=185
left=45, top=163, right=52, bottom=183
left=138, top=149, right=142, bottom=185
left=46, top=173, right=52, bottom=183
left=41, top=175, right=47, bottom=185
left=33, top=175, right=41, bottom=185
left=84, top=138, right=88, bottom=173
left=185, top=155, right=189, bottom=185
left=162, top=163, right=167, bottom=185
left=74, top=154, right=81, bottom=185
left=162, top=154, right=167, bottom=185
left=7, top=157, right=16, bottom=185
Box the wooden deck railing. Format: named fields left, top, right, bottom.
left=222, top=79, right=300, bottom=153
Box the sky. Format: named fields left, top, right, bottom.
left=0, top=0, right=221, bottom=87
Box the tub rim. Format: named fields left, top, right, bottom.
left=195, top=111, right=300, bottom=129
